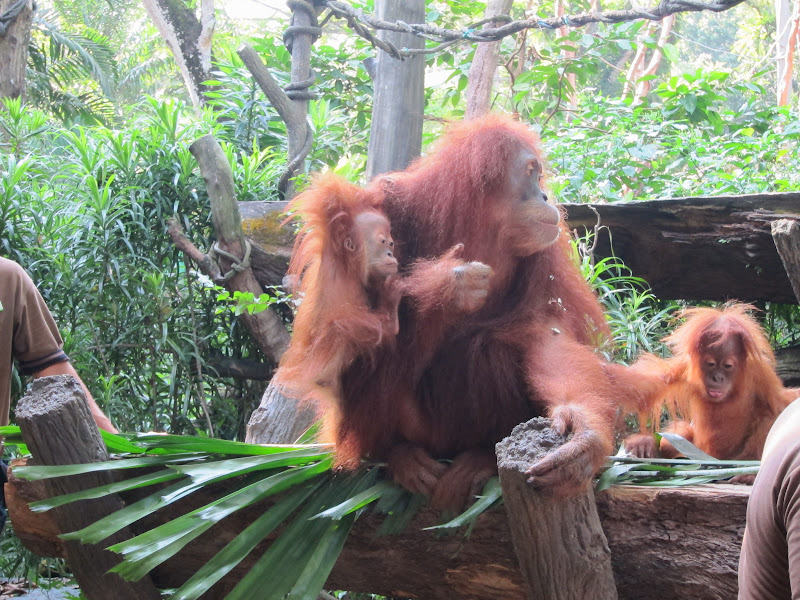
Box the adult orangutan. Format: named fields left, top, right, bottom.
left=312, top=114, right=631, bottom=509
left=624, top=304, right=800, bottom=465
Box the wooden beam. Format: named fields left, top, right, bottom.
left=565, top=193, right=800, bottom=303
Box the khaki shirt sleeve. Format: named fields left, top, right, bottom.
left=9, top=261, right=68, bottom=375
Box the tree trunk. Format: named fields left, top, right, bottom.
left=14, top=375, right=160, bottom=600
left=775, top=0, right=793, bottom=105
left=465, top=0, right=514, bottom=119
left=188, top=135, right=291, bottom=362
left=365, top=0, right=426, bottom=180
left=141, top=0, right=215, bottom=108
left=0, top=0, right=34, bottom=103
left=245, top=382, right=317, bottom=444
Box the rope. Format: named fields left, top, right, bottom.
left=285, top=72, right=317, bottom=100
left=210, top=240, right=252, bottom=282
left=278, top=120, right=314, bottom=196
left=284, top=0, right=322, bottom=54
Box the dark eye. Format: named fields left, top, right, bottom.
left=389, top=241, right=394, bottom=248
left=724, top=363, right=733, bottom=370
left=706, top=361, right=716, bottom=369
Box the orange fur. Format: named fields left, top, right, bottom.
left=625, top=304, right=799, bottom=460
left=274, top=173, right=402, bottom=444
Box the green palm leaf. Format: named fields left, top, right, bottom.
left=109, top=459, right=334, bottom=582
left=170, top=482, right=321, bottom=600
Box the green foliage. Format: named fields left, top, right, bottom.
left=0, top=99, right=282, bottom=438
left=8, top=430, right=491, bottom=600
left=598, top=434, right=759, bottom=491
left=572, top=230, right=678, bottom=362
left=27, top=11, right=119, bottom=124
left=537, top=72, right=800, bottom=202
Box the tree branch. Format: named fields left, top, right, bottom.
left=323, top=0, right=747, bottom=57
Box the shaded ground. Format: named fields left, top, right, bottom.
left=0, top=581, right=78, bottom=599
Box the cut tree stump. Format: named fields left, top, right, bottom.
left=497, top=418, right=617, bottom=600
left=14, top=375, right=160, bottom=600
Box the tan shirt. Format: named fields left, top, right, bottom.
left=739, top=398, right=800, bottom=599
left=0, top=257, right=68, bottom=425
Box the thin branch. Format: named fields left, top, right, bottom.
left=323, top=0, right=747, bottom=57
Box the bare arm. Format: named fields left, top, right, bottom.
left=33, top=362, right=118, bottom=433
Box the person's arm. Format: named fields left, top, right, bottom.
left=33, top=361, right=118, bottom=433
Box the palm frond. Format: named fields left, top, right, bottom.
left=33, top=11, right=117, bottom=96
left=596, top=435, right=759, bottom=491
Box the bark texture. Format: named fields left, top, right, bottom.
left=189, top=135, right=291, bottom=362
left=565, top=193, right=800, bottom=303
left=365, top=0, right=426, bottom=180
left=14, top=375, right=160, bottom=600
left=498, top=419, right=617, bottom=600
left=0, top=0, right=34, bottom=103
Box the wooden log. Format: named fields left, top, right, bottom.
left=8, top=460, right=749, bottom=600
left=239, top=200, right=292, bottom=288
left=497, top=419, right=617, bottom=599
left=245, top=382, right=317, bottom=444
left=771, top=218, right=800, bottom=303
left=597, top=485, right=747, bottom=600
left=14, top=375, right=160, bottom=600
left=565, top=193, right=800, bottom=303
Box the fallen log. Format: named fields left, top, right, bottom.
left=7, top=463, right=749, bottom=599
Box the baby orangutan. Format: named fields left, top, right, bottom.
left=275, top=175, right=404, bottom=437
left=624, top=304, right=800, bottom=468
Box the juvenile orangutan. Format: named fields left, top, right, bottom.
left=274, top=175, right=404, bottom=435
left=274, top=174, right=494, bottom=450
left=624, top=304, right=800, bottom=464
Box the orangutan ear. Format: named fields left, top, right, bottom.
left=329, top=213, right=355, bottom=253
